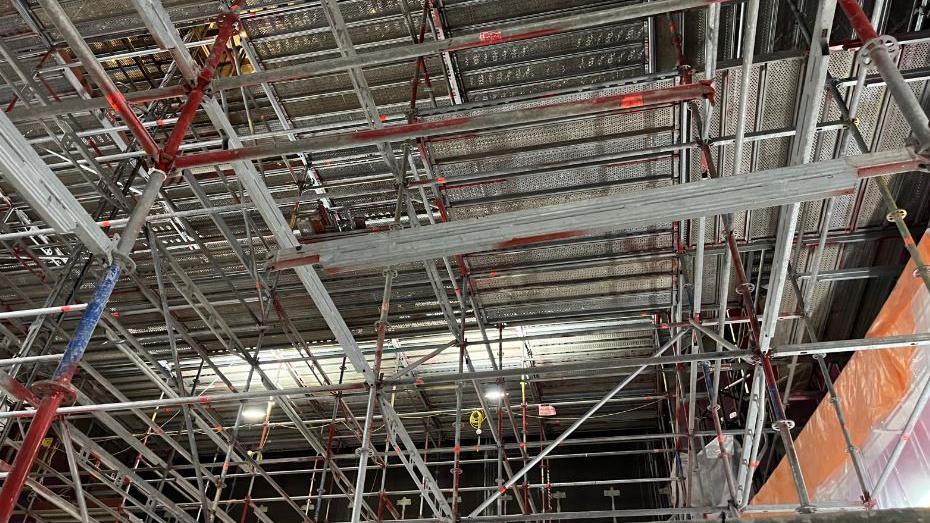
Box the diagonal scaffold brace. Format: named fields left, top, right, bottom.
left=0, top=7, right=239, bottom=521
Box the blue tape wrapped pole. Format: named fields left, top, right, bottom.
left=52, top=263, right=121, bottom=382
left=0, top=169, right=164, bottom=522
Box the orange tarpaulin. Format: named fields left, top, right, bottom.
left=753, top=230, right=930, bottom=504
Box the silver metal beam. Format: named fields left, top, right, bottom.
left=468, top=328, right=690, bottom=516
left=269, top=148, right=922, bottom=272
left=0, top=110, right=114, bottom=260
left=380, top=398, right=454, bottom=519
left=172, top=82, right=711, bottom=169
left=744, top=2, right=836, bottom=509
left=773, top=333, right=930, bottom=357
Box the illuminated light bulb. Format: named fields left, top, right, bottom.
left=242, top=406, right=266, bottom=422
left=484, top=388, right=506, bottom=401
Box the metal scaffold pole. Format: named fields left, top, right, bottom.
left=2, top=0, right=930, bottom=518
left=0, top=3, right=238, bottom=517
left=467, top=329, right=690, bottom=516
left=0, top=168, right=166, bottom=522
left=836, top=0, right=930, bottom=293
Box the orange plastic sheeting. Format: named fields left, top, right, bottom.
left=753, top=230, right=930, bottom=504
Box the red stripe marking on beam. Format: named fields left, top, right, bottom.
left=619, top=93, right=645, bottom=109
left=104, top=93, right=123, bottom=113
left=351, top=117, right=472, bottom=141
left=496, top=230, right=584, bottom=249
left=857, top=158, right=924, bottom=178
left=479, top=30, right=503, bottom=44
left=448, top=29, right=560, bottom=52
left=270, top=254, right=320, bottom=270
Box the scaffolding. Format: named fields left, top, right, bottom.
left=0, top=0, right=928, bottom=521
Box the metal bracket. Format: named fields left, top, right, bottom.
left=109, top=250, right=136, bottom=274
left=32, top=380, right=77, bottom=403
left=886, top=208, right=907, bottom=222
left=859, top=35, right=900, bottom=66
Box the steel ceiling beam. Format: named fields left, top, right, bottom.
left=36, top=0, right=159, bottom=158
left=7, top=0, right=728, bottom=123
left=0, top=110, right=114, bottom=261
left=172, top=82, right=712, bottom=168
left=126, top=3, right=447, bottom=518
left=741, top=0, right=836, bottom=510
left=268, top=148, right=922, bottom=273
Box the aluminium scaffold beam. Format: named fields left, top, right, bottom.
left=171, top=82, right=714, bottom=169
left=268, top=148, right=927, bottom=273
left=0, top=110, right=115, bottom=261
left=0, top=331, right=925, bottom=420
left=126, top=2, right=450, bottom=519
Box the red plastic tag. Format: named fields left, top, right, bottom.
left=538, top=404, right=556, bottom=416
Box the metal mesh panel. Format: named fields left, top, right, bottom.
left=827, top=48, right=856, bottom=80
left=759, top=58, right=802, bottom=130
left=703, top=62, right=760, bottom=143
left=755, top=135, right=791, bottom=170
left=476, top=259, right=673, bottom=293
left=462, top=45, right=644, bottom=92
left=445, top=157, right=673, bottom=208
left=436, top=126, right=674, bottom=181
left=829, top=193, right=856, bottom=230
left=898, top=41, right=930, bottom=70
left=456, top=25, right=644, bottom=72
left=250, top=19, right=410, bottom=61
left=850, top=83, right=885, bottom=149
left=755, top=0, right=778, bottom=54
left=467, top=233, right=674, bottom=271
left=481, top=275, right=672, bottom=306
left=530, top=338, right=653, bottom=354
left=430, top=105, right=674, bottom=168
left=855, top=179, right=887, bottom=229
left=442, top=0, right=633, bottom=30
left=448, top=182, right=673, bottom=218
left=876, top=80, right=928, bottom=151
left=468, top=66, right=647, bottom=102
left=796, top=199, right=825, bottom=236
left=749, top=206, right=779, bottom=240
left=483, top=291, right=669, bottom=323
left=43, top=0, right=223, bottom=40
left=811, top=129, right=840, bottom=162
left=243, top=0, right=415, bottom=39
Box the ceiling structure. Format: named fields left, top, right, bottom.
left=0, top=0, right=928, bottom=521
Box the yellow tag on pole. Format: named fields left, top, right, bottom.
left=41, top=437, right=53, bottom=448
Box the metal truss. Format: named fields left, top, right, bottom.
left=0, top=0, right=930, bottom=521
